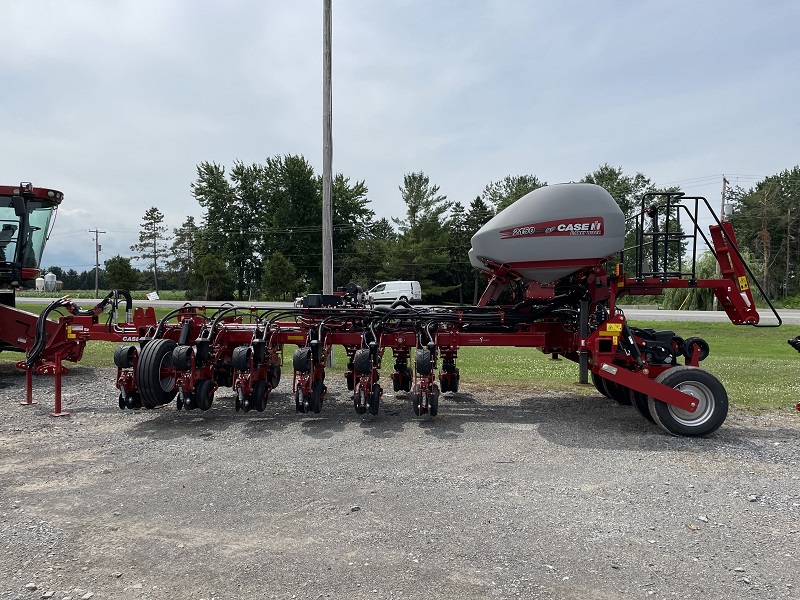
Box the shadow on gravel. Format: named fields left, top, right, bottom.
left=117, top=384, right=798, bottom=465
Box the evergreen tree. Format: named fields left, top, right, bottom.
left=130, top=206, right=170, bottom=293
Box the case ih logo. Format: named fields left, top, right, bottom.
left=500, top=217, right=604, bottom=239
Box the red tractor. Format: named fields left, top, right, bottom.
left=0, top=182, right=156, bottom=414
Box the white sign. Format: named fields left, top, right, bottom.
left=146, top=292, right=160, bottom=301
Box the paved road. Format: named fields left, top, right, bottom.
left=13, top=297, right=800, bottom=325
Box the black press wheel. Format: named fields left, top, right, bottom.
left=439, top=369, right=450, bottom=393
left=136, top=339, right=178, bottom=408
left=647, top=366, right=728, bottom=437
left=268, top=365, right=282, bottom=389
left=118, top=392, right=126, bottom=410
left=195, top=379, right=215, bottom=411
left=309, top=380, right=323, bottom=414
left=368, top=382, right=381, bottom=415
left=295, top=387, right=306, bottom=413
left=252, top=380, right=268, bottom=412
left=411, top=384, right=421, bottom=416
left=354, top=385, right=367, bottom=415
left=429, top=384, right=440, bottom=417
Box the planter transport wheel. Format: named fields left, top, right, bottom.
left=647, top=366, right=728, bottom=437
left=136, top=339, right=178, bottom=409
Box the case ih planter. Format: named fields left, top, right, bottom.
left=112, top=183, right=785, bottom=436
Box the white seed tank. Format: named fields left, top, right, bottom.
left=469, top=183, right=625, bottom=284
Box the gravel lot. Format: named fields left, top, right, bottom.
left=1, top=363, right=799, bottom=600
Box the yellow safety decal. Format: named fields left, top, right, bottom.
left=605, top=323, right=623, bottom=332
left=613, top=336, right=618, bottom=346
left=67, top=326, right=76, bottom=340
left=738, top=276, right=749, bottom=291
left=598, top=331, right=617, bottom=337
left=286, top=335, right=306, bottom=342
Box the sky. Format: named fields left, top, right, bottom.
left=2, top=0, right=798, bottom=273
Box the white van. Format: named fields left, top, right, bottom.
left=366, top=281, right=422, bottom=304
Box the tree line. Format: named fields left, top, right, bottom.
left=44, top=158, right=800, bottom=305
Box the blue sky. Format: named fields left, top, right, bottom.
left=2, top=1, right=798, bottom=272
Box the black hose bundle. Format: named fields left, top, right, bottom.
left=26, top=296, right=73, bottom=368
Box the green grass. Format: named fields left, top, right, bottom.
left=3, top=310, right=798, bottom=410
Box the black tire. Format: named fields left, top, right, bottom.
left=439, top=370, right=450, bottom=393
left=309, top=380, right=323, bottom=414
left=399, top=295, right=408, bottom=303
left=124, top=392, right=141, bottom=410
left=647, top=366, right=728, bottom=437
left=682, top=337, right=710, bottom=362
left=293, top=347, right=312, bottom=374
left=354, top=348, right=372, bottom=376
left=429, top=384, right=439, bottom=417
left=268, top=365, right=281, bottom=389
left=354, top=385, right=366, bottom=415
left=136, top=339, right=178, bottom=408
left=602, top=378, right=633, bottom=406
left=295, top=387, right=306, bottom=413
left=392, top=372, right=401, bottom=392
left=592, top=372, right=610, bottom=398
left=182, top=390, right=195, bottom=411
left=232, top=346, right=252, bottom=372
left=411, top=384, right=421, bottom=416
left=195, top=379, right=214, bottom=411
left=450, top=368, right=459, bottom=394
left=630, top=389, right=655, bottom=423
left=118, top=392, right=126, bottom=410
left=415, top=349, right=432, bottom=376
left=172, top=345, right=193, bottom=371
left=114, top=345, right=136, bottom=369
left=369, top=383, right=381, bottom=415
left=252, top=380, right=268, bottom=412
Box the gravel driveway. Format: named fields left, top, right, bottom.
left=1, top=363, right=799, bottom=600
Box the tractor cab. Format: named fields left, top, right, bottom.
left=0, top=182, right=63, bottom=289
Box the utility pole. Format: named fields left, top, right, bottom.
left=90, top=228, right=106, bottom=298
left=321, top=0, right=334, bottom=296
left=712, top=176, right=728, bottom=311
